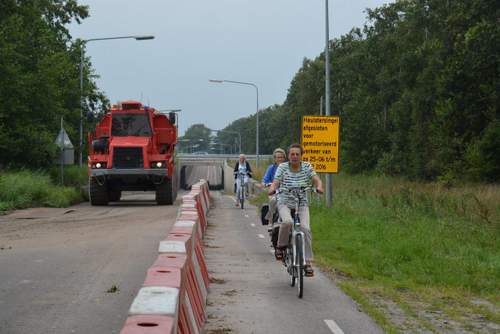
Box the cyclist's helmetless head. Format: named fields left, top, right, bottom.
left=288, top=143, right=303, bottom=166
left=239, top=154, right=246, bottom=163
left=273, top=148, right=286, bottom=164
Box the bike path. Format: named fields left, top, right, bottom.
left=204, top=192, right=383, bottom=334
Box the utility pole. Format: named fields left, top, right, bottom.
left=325, top=0, right=333, bottom=207
left=60, top=116, right=64, bottom=186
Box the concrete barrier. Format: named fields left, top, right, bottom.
left=120, top=179, right=211, bottom=334
left=120, top=315, right=176, bottom=334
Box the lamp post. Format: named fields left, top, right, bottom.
left=209, top=79, right=260, bottom=167
left=179, top=138, right=204, bottom=153
left=210, top=128, right=241, bottom=153
left=211, top=142, right=233, bottom=154
left=324, top=0, right=333, bottom=207
left=79, top=35, right=155, bottom=167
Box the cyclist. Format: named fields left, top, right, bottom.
left=261, top=148, right=286, bottom=223
left=268, top=143, right=323, bottom=277
left=234, top=154, right=252, bottom=207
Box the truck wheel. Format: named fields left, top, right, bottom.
left=89, top=177, right=109, bottom=206
left=156, top=179, right=173, bottom=205
left=109, top=190, right=121, bottom=202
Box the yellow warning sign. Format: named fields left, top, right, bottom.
left=301, top=116, right=340, bottom=173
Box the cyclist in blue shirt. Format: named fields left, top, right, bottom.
left=262, top=148, right=286, bottom=222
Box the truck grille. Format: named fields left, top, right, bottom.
left=112, top=147, right=143, bottom=169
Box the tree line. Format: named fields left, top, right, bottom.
left=214, top=0, right=499, bottom=182
left=0, top=0, right=107, bottom=168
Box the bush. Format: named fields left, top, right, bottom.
left=48, top=165, right=88, bottom=188
left=466, top=121, right=500, bottom=182
left=0, top=170, right=82, bottom=213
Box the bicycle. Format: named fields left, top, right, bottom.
left=277, top=186, right=313, bottom=298
left=234, top=171, right=248, bottom=209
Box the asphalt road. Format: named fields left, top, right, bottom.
left=0, top=188, right=383, bottom=334
left=0, top=192, right=181, bottom=334
left=204, top=192, right=383, bottom=334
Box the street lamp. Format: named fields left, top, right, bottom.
left=209, top=79, right=260, bottom=167
left=79, top=35, right=155, bottom=167
left=210, top=128, right=241, bottom=153
left=179, top=138, right=204, bottom=153
left=210, top=141, right=233, bottom=154
left=324, top=0, right=333, bottom=207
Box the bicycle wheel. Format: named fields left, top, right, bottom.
left=240, top=185, right=245, bottom=209
left=288, top=247, right=296, bottom=287
left=296, top=234, right=304, bottom=298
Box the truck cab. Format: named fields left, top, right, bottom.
left=88, top=100, right=177, bottom=205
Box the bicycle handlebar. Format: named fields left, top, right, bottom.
left=269, top=186, right=318, bottom=196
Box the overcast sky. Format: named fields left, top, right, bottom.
left=70, top=1, right=391, bottom=135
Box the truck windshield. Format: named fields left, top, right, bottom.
left=111, top=113, right=152, bottom=137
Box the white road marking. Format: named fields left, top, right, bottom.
left=324, top=320, right=345, bottom=334
left=244, top=214, right=249, bottom=218
left=258, top=234, right=265, bottom=239
left=251, top=223, right=256, bottom=227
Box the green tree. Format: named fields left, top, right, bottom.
left=179, top=124, right=212, bottom=153
left=0, top=0, right=106, bottom=169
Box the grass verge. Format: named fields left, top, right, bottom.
left=0, top=169, right=85, bottom=214
left=311, top=174, right=500, bottom=333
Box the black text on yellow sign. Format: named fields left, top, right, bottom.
left=301, top=116, right=340, bottom=173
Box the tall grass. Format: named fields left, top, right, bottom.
left=0, top=170, right=83, bottom=213
left=311, top=174, right=500, bottom=295
left=48, top=165, right=88, bottom=188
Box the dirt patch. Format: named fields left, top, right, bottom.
left=209, top=277, right=226, bottom=284
left=204, top=243, right=221, bottom=248
left=365, top=287, right=499, bottom=333
left=206, top=327, right=233, bottom=334
left=318, top=263, right=500, bottom=333
left=221, top=289, right=238, bottom=297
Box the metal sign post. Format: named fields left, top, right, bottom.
left=60, top=117, right=64, bottom=185
left=324, top=0, right=333, bottom=207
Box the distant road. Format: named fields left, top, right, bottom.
left=0, top=192, right=181, bottom=334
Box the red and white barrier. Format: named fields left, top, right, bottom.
left=120, top=180, right=211, bottom=334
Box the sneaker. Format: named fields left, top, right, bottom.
left=235, top=202, right=240, bottom=207
left=274, top=248, right=283, bottom=260
left=304, top=264, right=314, bottom=277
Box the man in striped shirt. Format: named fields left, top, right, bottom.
left=268, top=143, right=323, bottom=277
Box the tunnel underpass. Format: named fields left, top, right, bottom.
left=180, top=165, right=224, bottom=190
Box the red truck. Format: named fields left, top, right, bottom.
left=87, top=100, right=177, bottom=205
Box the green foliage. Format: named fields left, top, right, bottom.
left=179, top=124, right=212, bottom=153
left=311, top=174, right=500, bottom=293
left=217, top=0, right=499, bottom=183
left=0, top=170, right=82, bottom=213
left=0, top=1, right=107, bottom=169
left=466, top=121, right=500, bottom=182
left=48, top=165, right=88, bottom=188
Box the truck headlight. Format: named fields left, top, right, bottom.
left=92, top=162, right=106, bottom=169
left=151, top=161, right=165, bottom=168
